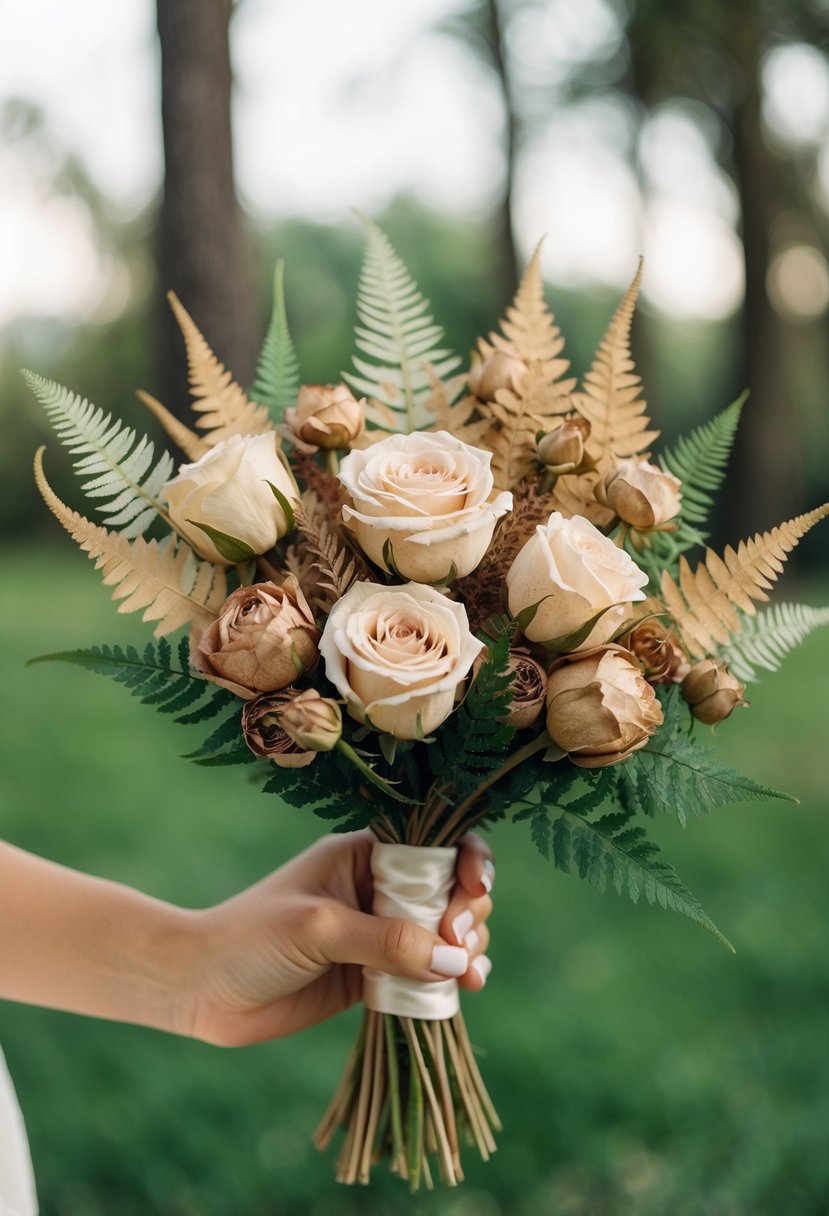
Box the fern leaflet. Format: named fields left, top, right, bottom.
left=345, top=218, right=460, bottom=431
left=722, top=602, right=829, bottom=682
left=24, top=372, right=174, bottom=539
left=251, top=259, right=301, bottom=422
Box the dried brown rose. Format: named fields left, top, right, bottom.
left=598, top=457, right=682, bottom=531
left=190, top=577, right=320, bottom=700
left=505, top=650, right=548, bottom=729
left=276, top=689, right=342, bottom=753
left=681, top=660, right=748, bottom=725
left=286, top=384, right=364, bottom=451
left=242, top=690, right=316, bottom=767
left=620, top=618, right=690, bottom=685
left=545, top=644, right=663, bottom=768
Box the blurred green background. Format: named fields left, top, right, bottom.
left=2, top=0, right=829, bottom=1213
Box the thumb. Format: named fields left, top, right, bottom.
left=327, top=907, right=469, bottom=981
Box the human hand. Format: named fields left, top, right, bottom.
left=177, top=831, right=494, bottom=1047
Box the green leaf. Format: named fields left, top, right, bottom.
left=722, top=601, right=829, bottom=683
left=250, top=259, right=300, bottom=422
left=345, top=217, right=460, bottom=431
left=266, top=481, right=296, bottom=531
left=544, top=806, right=734, bottom=951
left=186, top=520, right=256, bottom=563
left=23, top=370, right=175, bottom=538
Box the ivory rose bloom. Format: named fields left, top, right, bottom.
left=163, top=432, right=297, bottom=565
left=338, top=431, right=512, bottom=584
left=546, top=645, right=663, bottom=768
left=319, top=581, right=484, bottom=738
left=191, top=577, right=320, bottom=699
left=506, top=512, right=648, bottom=647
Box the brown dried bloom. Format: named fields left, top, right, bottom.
left=190, top=577, right=321, bottom=700
left=681, top=660, right=748, bottom=725
left=546, top=644, right=663, bottom=769
left=276, top=689, right=342, bottom=753
left=468, top=348, right=526, bottom=402
left=505, top=649, right=548, bottom=729
left=536, top=416, right=592, bottom=475
left=620, top=618, right=691, bottom=685
left=242, top=690, right=316, bottom=767
left=286, top=384, right=364, bottom=451
left=598, top=457, right=682, bottom=531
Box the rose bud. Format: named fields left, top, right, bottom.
left=599, top=457, right=681, bottom=531
left=276, top=689, right=342, bottom=753
left=681, top=660, right=748, bottom=725
left=190, top=577, right=320, bottom=700
left=620, top=617, right=690, bottom=685
left=242, top=690, right=317, bottom=767
left=506, top=511, right=648, bottom=649
left=546, top=644, right=663, bottom=768
left=163, top=432, right=298, bottom=565
left=468, top=348, right=526, bottom=402
left=286, top=384, right=364, bottom=451
left=505, top=650, right=548, bottom=729
left=536, top=417, right=592, bottom=475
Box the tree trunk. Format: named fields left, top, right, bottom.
left=726, top=0, right=799, bottom=538
left=156, top=0, right=255, bottom=420
left=486, top=0, right=520, bottom=303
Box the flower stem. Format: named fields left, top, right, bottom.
left=325, top=449, right=340, bottom=477
left=432, top=733, right=552, bottom=847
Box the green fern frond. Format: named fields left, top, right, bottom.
left=538, top=806, right=733, bottom=950
left=24, top=372, right=175, bottom=538
left=722, top=602, right=829, bottom=683
left=660, top=393, right=745, bottom=534
left=26, top=641, right=235, bottom=723
left=251, top=259, right=301, bottom=422
left=344, top=218, right=460, bottom=431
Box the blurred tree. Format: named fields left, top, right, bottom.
left=156, top=0, right=255, bottom=418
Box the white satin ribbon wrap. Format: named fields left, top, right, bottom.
left=362, top=843, right=460, bottom=1021
left=0, top=1047, right=38, bottom=1216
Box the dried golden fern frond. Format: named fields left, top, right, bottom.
left=573, top=262, right=658, bottom=474
left=35, top=447, right=226, bottom=637
left=282, top=541, right=320, bottom=605
left=423, top=367, right=491, bottom=446
left=291, top=451, right=344, bottom=515
left=661, top=504, right=829, bottom=657
left=293, top=491, right=370, bottom=613
left=549, top=469, right=616, bottom=529
left=484, top=241, right=571, bottom=368
left=167, top=292, right=272, bottom=446
left=486, top=364, right=574, bottom=492
left=136, top=389, right=209, bottom=463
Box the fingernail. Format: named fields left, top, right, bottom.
left=451, top=909, right=475, bottom=945
left=431, top=945, right=469, bottom=977
left=464, top=929, right=480, bottom=953
left=481, top=860, right=495, bottom=893
left=472, top=955, right=492, bottom=983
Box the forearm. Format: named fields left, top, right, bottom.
left=0, top=842, right=194, bottom=1034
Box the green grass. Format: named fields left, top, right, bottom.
left=1, top=547, right=828, bottom=1215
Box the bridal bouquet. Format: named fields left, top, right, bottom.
left=28, top=220, right=828, bottom=1189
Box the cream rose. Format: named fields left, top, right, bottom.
left=506, top=511, right=648, bottom=647
left=600, top=457, right=682, bottom=530
left=338, top=431, right=512, bottom=584
left=285, top=384, right=364, bottom=450
left=163, top=432, right=297, bottom=565
left=319, top=581, right=484, bottom=738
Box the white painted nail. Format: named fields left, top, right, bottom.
left=481, top=860, right=495, bottom=893
left=464, top=929, right=480, bottom=953
left=452, top=909, right=475, bottom=944
left=472, top=955, right=492, bottom=983
left=431, top=945, right=469, bottom=978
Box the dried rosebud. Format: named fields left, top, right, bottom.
left=599, top=457, right=682, bottom=530
left=468, top=349, right=526, bottom=402
left=620, top=618, right=690, bottom=685
left=681, top=660, right=748, bottom=725
left=242, top=690, right=316, bottom=767
left=190, top=577, right=321, bottom=700
left=276, top=689, right=342, bottom=753
left=536, top=417, right=592, bottom=475
left=505, top=650, right=548, bottom=729
left=286, top=384, right=364, bottom=451
left=546, top=644, right=663, bottom=768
